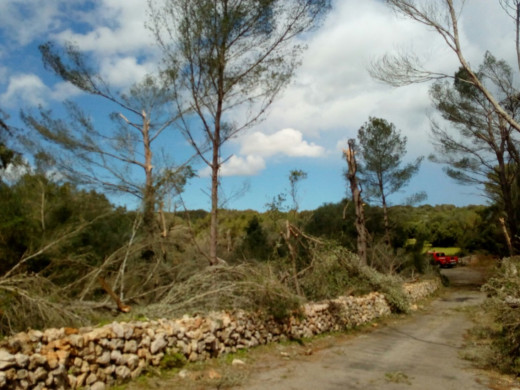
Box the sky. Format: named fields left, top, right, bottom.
left=0, top=0, right=516, bottom=212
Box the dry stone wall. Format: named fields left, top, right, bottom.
left=0, top=279, right=440, bottom=390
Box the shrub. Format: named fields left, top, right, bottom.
left=134, top=263, right=302, bottom=321
left=299, top=245, right=410, bottom=313
left=481, top=256, right=520, bottom=374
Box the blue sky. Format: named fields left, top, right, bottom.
left=0, top=0, right=514, bottom=212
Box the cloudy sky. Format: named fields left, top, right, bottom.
left=0, top=0, right=516, bottom=211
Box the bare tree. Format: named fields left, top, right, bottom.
left=370, top=0, right=520, bottom=134
left=148, top=0, right=331, bottom=265
left=22, top=43, right=192, bottom=239
left=499, top=0, right=520, bottom=72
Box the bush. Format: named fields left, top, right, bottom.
left=134, top=263, right=302, bottom=321
left=299, top=245, right=410, bottom=313
left=481, top=256, right=520, bottom=374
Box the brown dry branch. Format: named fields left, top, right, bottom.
left=97, top=277, right=131, bottom=313
left=0, top=274, right=92, bottom=335
left=130, top=263, right=301, bottom=320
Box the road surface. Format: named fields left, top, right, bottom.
left=233, top=267, right=498, bottom=390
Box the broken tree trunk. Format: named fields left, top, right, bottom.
left=344, top=139, right=368, bottom=265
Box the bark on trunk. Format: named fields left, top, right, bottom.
left=142, top=111, right=156, bottom=239
left=344, top=140, right=367, bottom=265
left=381, top=192, right=391, bottom=247
left=209, top=128, right=220, bottom=266
left=500, top=217, right=514, bottom=257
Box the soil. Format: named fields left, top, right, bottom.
left=123, top=264, right=520, bottom=390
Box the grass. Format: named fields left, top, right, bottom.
left=423, top=246, right=461, bottom=256
left=384, top=371, right=412, bottom=385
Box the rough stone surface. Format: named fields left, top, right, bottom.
left=0, top=279, right=440, bottom=389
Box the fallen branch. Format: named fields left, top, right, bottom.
left=97, top=277, right=131, bottom=313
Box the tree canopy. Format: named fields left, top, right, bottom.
left=148, top=0, right=331, bottom=264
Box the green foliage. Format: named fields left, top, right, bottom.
left=300, top=245, right=361, bottom=300
left=0, top=173, right=131, bottom=277
left=160, top=351, right=187, bottom=369
left=430, top=53, right=520, bottom=253
left=299, top=245, right=410, bottom=313
left=288, top=169, right=308, bottom=212
left=0, top=110, right=21, bottom=172
left=357, top=117, right=423, bottom=203
left=239, top=215, right=271, bottom=261
left=481, top=256, right=520, bottom=374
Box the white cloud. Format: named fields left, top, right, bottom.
left=1, top=74, right=48, bottom=107
left=0, top=1, right=62, bottom=45
left=240, top=128, right=325, bottom=158
left=99, top=57, right=154, bottom=88
left=53, top=0, right=154, bottom=56
left=1, top=74, right=81, bottom=108
left=247, top=0, right=504, bottom=147
left=50, top=81, right=82, bottom=101
left=50, top=0, right=158, bottom=90
left=199, top=155, right=266, bottom=177
left=198, top=128, right=323, bottom=177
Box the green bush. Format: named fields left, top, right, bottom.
left=299, top=245, right=410, bottom=313
left=481, top=256, right=520, bottom=374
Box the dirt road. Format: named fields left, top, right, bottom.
left=232, top=267, right=495, bottom=390
left=127, top=266, right=518, bottom=390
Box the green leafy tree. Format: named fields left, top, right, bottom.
left=148, top=0, right=331, bottom=265
left=430, top=54, right=520, bottom=253
left=0, top=109, right=21, bottom=176
left=289, top=169, right=308, bottom=213
left=0, top=172, right=129, bottom=277
left=240, top=215, right=270, bottom=261
left=357, top=117, right=423, bottom=245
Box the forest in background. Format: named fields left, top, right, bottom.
left=0, top=166, right=505, bottom=336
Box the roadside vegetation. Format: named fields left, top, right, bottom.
left=462, top=256, right=520, bottom=376
left=0, top=175, right=504, bottom=337
left=3, top=0, right=520, bottom=384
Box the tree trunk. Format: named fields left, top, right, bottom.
left=344, top=139, right=367, bottom=265
left=209, top=130, right=220, bottom=266
left=381, top=192, right=391, bottom=247
left=499, top=217, right=514, bottom=257
left=284, top=220, right=302, bottom=296
left=516, top=2, right=520, bottom=73
left=142, top=111, right=156, bottom=239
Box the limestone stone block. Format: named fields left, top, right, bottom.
left=150, top=334, right=167, bottom=354
left=0, top=350, right=15, bottom=370
left=96, top=351, right=110, bottom=365
left=115, top=365, right=131, bottom=380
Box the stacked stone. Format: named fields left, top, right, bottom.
left=403, top=279, right=441, bottom=302
left=0, top=281, right=439, bottom=389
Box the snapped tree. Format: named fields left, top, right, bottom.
left=21, top=43, right=192, bottom=240
left=148, top=0, right=331, bottom=265
left=344, top=139, right=367, bottom=265
left=370, top=0, right=520, bottom=135
left=356, top=117, right=423, bottom=246
left=429, top=55, right=520, bottom=254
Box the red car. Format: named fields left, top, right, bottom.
left=428, top=251, right=459, bottom=268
